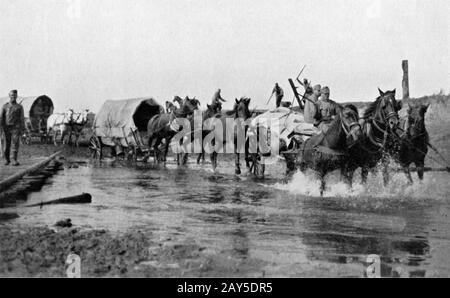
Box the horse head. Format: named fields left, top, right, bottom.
left=166, top=101, right=177, bottom=113
left=406, top=102, right=429, bottom=138
left=377, top=88, right=400, bottom=130
left=65, top=109, right=75, bottom=124
left=173, top=96, right=184, bottom=108
left=80, top=109, right=89, bottom=124
left=234, top=97, right=251, bottom=119
left=176, top=96, right=199, bottom=117
left=341, top=104, right=363, bottom=148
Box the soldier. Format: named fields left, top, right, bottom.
left=304, top=84, right=321, bottom=124
left=272, top=83, right=284, bottom=108
left=314, top=86, right=340, bottom=133
left=211, top=89, right=226, bottom=111
left=0, top=90, right=25, bottom=166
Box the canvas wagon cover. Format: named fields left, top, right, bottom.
left=93, top=97, right=164, bottom=147
left=249, top=107, right=319, bottom=153
left=0, top=95, right=54, bottom=131
left=0, top=95, right=54, bottom=118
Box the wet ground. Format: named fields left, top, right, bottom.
left=1, top=146, right=450, bottom=277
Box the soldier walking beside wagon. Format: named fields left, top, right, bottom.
left=0, top=90, right=25, bottom=166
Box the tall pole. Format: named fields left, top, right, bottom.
left=402, top=60, right=409, bottom=99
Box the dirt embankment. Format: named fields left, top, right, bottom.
left=0, top=226, right=264, bottom=277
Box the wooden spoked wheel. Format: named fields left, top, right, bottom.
left=89, top=135, right=102, bottom=160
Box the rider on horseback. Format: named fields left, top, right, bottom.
left=210, top=89, right=226, bottom=113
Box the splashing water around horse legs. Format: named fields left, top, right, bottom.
left=346, top=88, right=402, bottom=188
left=282, top=104, right=363, bottom=196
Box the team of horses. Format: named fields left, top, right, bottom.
left=46, top=109, right=90, bottom=146
left=143, top=89, right=429, bottom=195
left=42, top=90, right=428, bottom=195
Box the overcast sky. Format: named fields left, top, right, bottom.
left=1, top=0, right=449, bottom=112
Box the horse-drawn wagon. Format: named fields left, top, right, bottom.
left=0, top=95, right=54, bottom=144
left=247, top=106, right=320, bottom=177
left=89, top=97, right=164, bottom=160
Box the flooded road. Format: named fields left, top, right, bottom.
left=2, top=156, right=450, bottom=277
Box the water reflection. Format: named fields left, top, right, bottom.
left=2, top=160, right=450, bottom=277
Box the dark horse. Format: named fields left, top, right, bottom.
left=345, top=89, right=402, bottom=186
left=287, top=105, right=363, bottom=196
left=146, top=97, right=199, bottom=164
left=195, top=102, right=225, bottom=165
left=395, top=103, right=429, bottom=183
left=205, top=97, right=253, bottom=174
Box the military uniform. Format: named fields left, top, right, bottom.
left=314, top=87, right=340, bottom=133
left=211, top=89, right=226, bottom=112
left=1, top=100, right=25, bottom=165
left=304, top=84, right=321, bottom=124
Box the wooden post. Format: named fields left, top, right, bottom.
left=402, top=60, right=409, bottom=99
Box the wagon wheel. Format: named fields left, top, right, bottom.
left=89, top=135, right=102, bottom=160
left=249, top=153, right=265, bottom=178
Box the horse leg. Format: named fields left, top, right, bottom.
left=211, top=151, right=217, bottom=172
left=415, top=159, right=425, bottom=181
left=382, top=155, right=390, bottom=187
left=182, top=153, right=188, bottom=165
left=61, top=130, right=66, bottom=145
left=235, top=152, right=241, bottom=175
left=341, top=167, right=354, bottom=189
left=163, top=137, right=171, bottom=166
left=153, top=137, right=161, bottom=164
left=142, top=136, right=153, bottom=163
left=403, top=165, right=413, bottom=185
left=75, top=130, right=80, bottom=147
left=197, top=152, right=203, bottom=164
left=318, top=171, right=326, bottom=197
left=181, top=136, right=189, bottom=165
left=361, top=167, right=369, bottom=184
left=245, top=139, right=250, bottom=169
left=53, top=130, right=58, bottom=146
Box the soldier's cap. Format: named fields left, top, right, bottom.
left=321, top=86, right=330, bottom=94
left=9, top=90, right=18, bottom=95
left=313, top=84, right=321, bottom=91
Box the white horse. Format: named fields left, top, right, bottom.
left=47, top=110, right=74, bottom=146
left=67, top=109, right=89, bottom=147
left=47, top=109, right=89, bottom=146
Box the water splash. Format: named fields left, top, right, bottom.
left=274, top=169, right=450, bottom=202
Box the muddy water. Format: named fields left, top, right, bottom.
left=2, top=156, right=450, bottom=277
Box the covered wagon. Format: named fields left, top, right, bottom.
left=89, top=97, right=164, bottom=159
left=0, top=95, right=54, bottom=144
left=247, top=107, right=320, bottom=177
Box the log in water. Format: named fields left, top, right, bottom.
left=25, top=193, right=92, bottom=207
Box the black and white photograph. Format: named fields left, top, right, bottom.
left=0, top=0, right=449, bottom=281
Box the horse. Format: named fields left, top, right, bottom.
left=194, top=103, right=221, bottom=165
left=204, top=97, right=253, bottom=175
left=395, top=103, right=429, bottom=183
left=287, top=104, right=363, bottom=196
left=146, top=97, right=199, bottom=164
left=46, top=110, right=74, bottom=146
left=345, top=88, right=402, bottom=186
left=66, top=109, right=90, bottom=147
